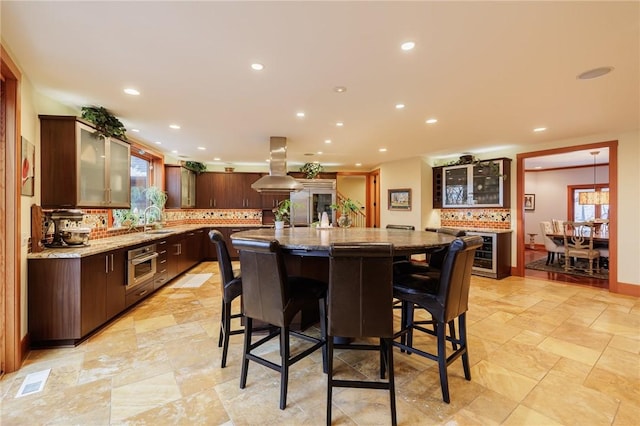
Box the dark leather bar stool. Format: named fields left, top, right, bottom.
left=209, top=230, right=243, bottom=368
left=393, top=236, right=483, bottom=403
left=327, top=243, right=396, bottom=426
left=233, top=238, right=327, bottom=410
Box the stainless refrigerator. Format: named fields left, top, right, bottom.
left=290, top=179, right=336, bottom=226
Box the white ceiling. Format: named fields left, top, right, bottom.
left=2, top=1, right=638, bottom=170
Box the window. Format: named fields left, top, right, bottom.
left=571, top=185, right=609, bottom=221
left=130, top=155, right=150, bottom=214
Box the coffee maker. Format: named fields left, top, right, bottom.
left=45, top=209, right=85, bottom=247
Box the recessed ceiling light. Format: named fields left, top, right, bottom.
left=533, top=127, right=547, bottom=132
left=296, top=112, right=305, bottom=118
left=124, top=88, right=140, bottom=95
left=171, top=150, right=178, bottom=154
left=131, top=128, right=140, bottom=132
left=395, top=104, right=405, bottom=109
left=155, top=141, right=162, bottom=145
left=317, top=151, right=323, bottom=155
left=197, top=147, right=206, bottom=150
left=534, top=166, right=542, bottom=169
left=334, top=86, right=347, bottom=93
left=355, top=163, right=362, bottom=167
left=401, top=41, right=415, bottom=51
left=213, top=157, right=221, bottom=161
left=324, top=139, right=332, bottom=144
left=577, top=66, right=613, bottom=80
left=425, top=118, right=438, bottom=124
left=251, top=63, right=264, bottom=71
left=169, top=124, right=181, bottom=129
left=336, top=122, right=344, bottom=127
left=379, top=148, right=387, bottom=152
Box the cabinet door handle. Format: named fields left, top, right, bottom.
left=105, top=255, right=109, bottom=273
left=111, top=254, right=114, bottom=272
left=137, top=289, right=148, bottom=297
left=213, top=199, right=216, bottom=208
left=209, top=199, right=212, bottom=208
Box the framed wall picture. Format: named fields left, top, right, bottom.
left=21, top=136, right=35, bottom=197
left=388, top=188, right=411, bottom=211
left=524, top=193, right=535, bottom=211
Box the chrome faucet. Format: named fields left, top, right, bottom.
left=142, top=205, right=163, bottom=232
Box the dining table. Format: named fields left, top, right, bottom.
left=230, top=227, right=457, bottom=330
left=545, top=231, right=609, bottom=245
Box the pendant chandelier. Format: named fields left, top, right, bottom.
left=578, top=151, right=609, bottom=205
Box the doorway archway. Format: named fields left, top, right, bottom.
left=515, top=140, right=618, bottom=291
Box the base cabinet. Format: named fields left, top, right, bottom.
left=28, top=228, right=208, bottom=347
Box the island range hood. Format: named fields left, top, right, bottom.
left=251, top=136, right=304, bottom=192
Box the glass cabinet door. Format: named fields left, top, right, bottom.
left=443, top=166, right=469, bottom=206
left=77, top=123, right=107, bottom=205
left=471, top=162, right=503, bottom=206
left=108, top=138, right=131, bottom=207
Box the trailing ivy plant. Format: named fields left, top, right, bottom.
left=81, top=106, right=127, bottom=140
left=184, top=161, right=207, bottom=174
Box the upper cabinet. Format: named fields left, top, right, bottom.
left=165, top=165, right=196, bottom=208
left=196, top=172, right=263, bottom=209
left=439, top=158, right=511, bottom=208
left=40, top=115, right=131, bottom=209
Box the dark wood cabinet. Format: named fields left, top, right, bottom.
left=440, top=158, right=511, bottom=208
left=196, top=172, right=264, bottom=209
left=28, top=228, right=209, bottom=347
left=432, top=166, right=443, bottom=208
left=166, top=165, right=196, bottom=208
left=39, top=115, right=131, bottom=209
left=261, top=192, right=290, bottom=210
left=29, top=248, right=125, bottom=346
left=466, top=231, right=512, bottom=279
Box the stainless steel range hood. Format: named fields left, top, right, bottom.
left=251, top=136, right=303, bottom=192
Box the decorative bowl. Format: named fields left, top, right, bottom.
left=60, top=228, right=91, bottom=245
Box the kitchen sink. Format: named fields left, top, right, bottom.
left=145, top=229, right=173, bottom=234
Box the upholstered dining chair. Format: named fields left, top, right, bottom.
left=563, top=221, right=600, bottom=275
left=327, top=242, right=397, bottom=426
left=393, top=235, right=483, bottom=404
left=209, top=230, right=243, bottom=368
left=539, top=221, right=565, bottom=266
left=233, top=238, right=327, bottom=410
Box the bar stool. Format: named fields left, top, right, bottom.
left=393, top=236, right=483, bottom=403
left=327, top=242, right=397, bottom=426
left=209, top=230, right=243, bottom=368
left=233, top=238, right=327, bottom=410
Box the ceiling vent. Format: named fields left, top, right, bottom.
left=251, top=137, right=303, bottom=193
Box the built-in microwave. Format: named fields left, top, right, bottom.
left=127, top=244, right=158, bottom=289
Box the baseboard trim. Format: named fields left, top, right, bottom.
left=21, top=333, right=30, bottom=362
left=612, top=281, right=640, bottom=297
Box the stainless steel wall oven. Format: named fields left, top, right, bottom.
left=127, top=244, right=158, bottom=289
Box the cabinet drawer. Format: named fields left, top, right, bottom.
left=125, top=280, right=154, bottom=307
left=153, top=271, right=169, bottom=290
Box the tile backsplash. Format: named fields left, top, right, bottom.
left=440, top=208, right=511, bottom=229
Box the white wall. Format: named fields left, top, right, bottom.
left=379, top=157, right=423, bottom=229
left=524, top=165, right=609, bottom=243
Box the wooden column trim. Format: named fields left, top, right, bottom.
left=1, top=43, right=23, bottom=373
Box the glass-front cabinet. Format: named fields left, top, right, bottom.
left=77, top=122, right=130, bottom=207
left=442, top=158, right=511, bottom=208
left=39, top=115, right=131, bottom=209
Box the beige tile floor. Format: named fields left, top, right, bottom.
left=2, top=261, right=639, bottom=425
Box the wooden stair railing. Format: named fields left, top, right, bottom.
left=336, top=191, right=367, bottom=227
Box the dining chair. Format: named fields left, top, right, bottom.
left=209, top=230, right=243, bottom=368
left=563, top=221, right=600, bottom=275
left=539, top=221, right=565, bottom=265
left=393, top=235, right=483, bottom=404
left=233, top=237, right=327, bottom=410
left=327, top=242, right=396, bottom=426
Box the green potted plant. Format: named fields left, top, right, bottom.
left=300, top=162, right=323, bottom=179
left=330, top=198, right=361, bottom=228
left=113, top=209, right=139, bottom=230
left=273, top=199, right=292, bottom=229
left=144, top=186, right=168, bottom=223
left=81, top=106, right=127, bottom=140
left=184, top=161, right=208, bottom=174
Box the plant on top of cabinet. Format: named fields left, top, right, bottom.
left=80, top=106, right=127, bottom=140
left=300, top=162, right=324, bottom=179
left=183, top=161, right=207, bottom=174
